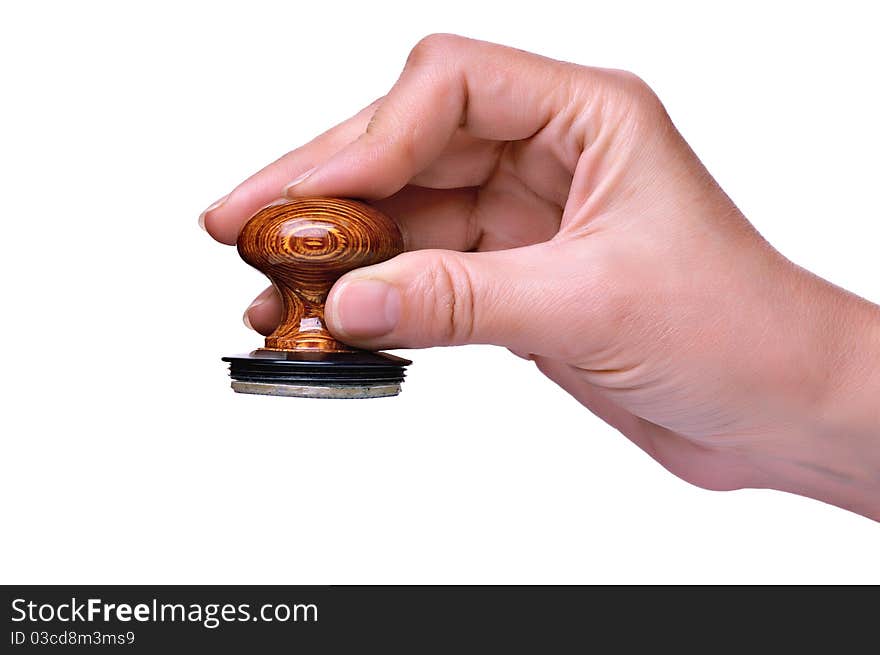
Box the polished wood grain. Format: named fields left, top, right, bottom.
left=237, top=198, right=404, bottom=352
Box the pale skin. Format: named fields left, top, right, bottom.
left=201, top=35, right=880, bottom=520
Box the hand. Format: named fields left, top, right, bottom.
left=201, top=34, right=880, bottom=520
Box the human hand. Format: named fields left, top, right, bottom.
left=201, top=35, right=880, bottom=519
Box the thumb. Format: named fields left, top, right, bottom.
left=325, top=243, right=572, bottom=355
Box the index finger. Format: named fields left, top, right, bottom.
left=287, top=34, right=592, bottom=200
left=201, top=100, right=378, bottom=244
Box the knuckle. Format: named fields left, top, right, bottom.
left=611, top=69, right=650, bottom=90
left=411, top=252, right=476, bottom=346
left=610, top=69, right=653, bottom=97
left=605, top=68, right=667, bottom=122
left=407, top=33, right=461, bottom=67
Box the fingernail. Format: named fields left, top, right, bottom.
left=242, top=294, right=269, bottom=330
left=198, top=194, right=229, bottom=230
left=333, top=279, right=400, bottom=338
left=283, top=167, right=317, bottom=195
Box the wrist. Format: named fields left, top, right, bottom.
left=750, top=277, right=880, bottom=519
left=816, top=294, right=880, bottom=442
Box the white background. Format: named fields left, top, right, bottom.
left=1, top=0, right=878, bottom=584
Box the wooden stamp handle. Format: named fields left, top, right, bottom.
left=237, top=198, right=403, bottom=352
